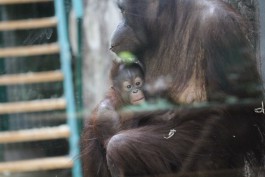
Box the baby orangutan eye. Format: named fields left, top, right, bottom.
left=123, top=81, right=132, bottom=91
left=135, top=77, right=143, bottom=87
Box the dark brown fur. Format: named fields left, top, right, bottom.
left=82, top=0, right=265, bottom=177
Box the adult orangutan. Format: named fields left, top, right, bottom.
left=82, top=0, right=265, bottom=177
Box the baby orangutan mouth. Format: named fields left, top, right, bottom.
left=131, top=95, right=145, bottom=105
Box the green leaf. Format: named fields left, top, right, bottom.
left=118, top=51, right=136, bottom=64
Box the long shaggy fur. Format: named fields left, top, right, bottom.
left=81, top=0, right=265, bottom=177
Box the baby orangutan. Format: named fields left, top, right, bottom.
left=88, top=61, right=146, bottom=143
left=111, top=62, right=145, bottom=106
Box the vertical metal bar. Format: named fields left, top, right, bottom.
left=258, top=0, right=265, bottom=87
left=0, top=6, right=9, bottom=161
left=75, top=18, right=83, bottom=133
left=54, top=1, right=82, bottom=177
left=71, top=0, right=84, bottom=130
left=71, top=0, right=83, bottom=19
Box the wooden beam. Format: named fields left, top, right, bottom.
left=0, top=43, right=59, bottom=58
left=0, top=70, right=63, bottom=85
left=0, top=17, right=57, bottom=31
left=0, top=98, right=66, bottom=115
left=0, top=156, right=73, bottom=173
left=0, top=125, right=70, bottom=144
left=0, top=0, right=52, bottom=5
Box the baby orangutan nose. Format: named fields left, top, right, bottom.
left=133, top=89, right=138, bottom=94
left=130, top=89, right=145, bottom=105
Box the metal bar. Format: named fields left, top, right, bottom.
left=0, top=125, right=70, bottom=144
left=0, top=156, right=72, bottom=173
left=0, top=17, right=57, bottom=31
left=0, top=43, right=59, bottom=58
left=0, top=0, right=53, bottom=5
left=71, top=0, right=83, bottom=19
left=258, top=0, right=265, bottom=87
left=0, top=70, right=63, bottom=85
left=54, top=1, right=82, bottom=177
left=71, top=0, right=84, bottom=121
left=75, top=18, right=84, bottom=130
left=0, top=98, right=66, bottom=115
left=0, top=6, right=8, bottom=161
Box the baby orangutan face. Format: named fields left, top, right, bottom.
left=113, top=63, right=145, bottom=105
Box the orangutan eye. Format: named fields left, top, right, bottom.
left=118, top=4, right=125, bottom=14
left=135, top=77, right=143, bottom=87
left=120, top=8, right=125, bottom=14
left=123, top=81, right=132, bottom=91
